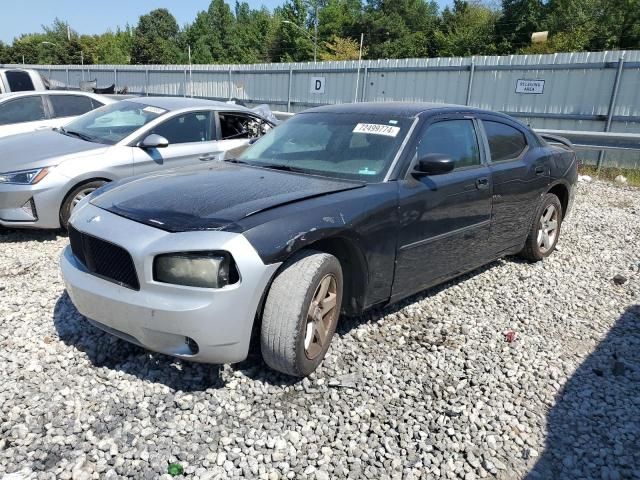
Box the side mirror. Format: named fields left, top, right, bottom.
left=413, top=153, right=455, bottom=176
left=139, top=134, right=169, bottom=149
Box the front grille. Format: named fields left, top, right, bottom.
left=68, top=225, right=140, bottom=290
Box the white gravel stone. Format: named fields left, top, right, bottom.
left=0, top=180, right=638, bottom=479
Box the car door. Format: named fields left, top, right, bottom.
left=477, top=116, right=550, bottom=254
left=216, top=111, right=272, bottom=158
left=132, top=110, right=221, bottom=175
left=47, top=94, right=104, bottom=127
left=0, top=95, right=49, bottom=137
left=392, top=115, right=493, bottom=300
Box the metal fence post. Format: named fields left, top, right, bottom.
left=228, top=67, right=233, bottom=100
left=114, top=68, right=118, bottom=91
left=361, top=66, right=369, bottom=102
left=66, top=68, right=70, bottom=88
left=287, top=68, right=293, bottom=112
left=145, top=69, right=149, bottom=96
left=597, top=54, right=625, bottom=171
left=184, top=68, right=188, bottom=97
left=466, top=58, right=475, bottom=106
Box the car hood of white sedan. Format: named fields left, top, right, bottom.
left=0, top=129, right=108, bottom=172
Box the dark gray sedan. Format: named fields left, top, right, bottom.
left=61, top=102, right=577, bottom=377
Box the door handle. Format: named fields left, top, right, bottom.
left=199, top=154, right=215, bottom=161
left=535, top=165, right=545, bottom=175
left=476, top=177, right=489, bottom=190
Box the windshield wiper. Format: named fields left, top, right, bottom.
left=223, top=158, right=249, bottom=165
left=257, top=163, right=306, bottom=173
left=61, top=129, right=96, bottom=143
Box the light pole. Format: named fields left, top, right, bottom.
left=282, top=20, right=318, bottom=63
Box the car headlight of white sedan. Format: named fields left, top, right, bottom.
left=0, top=167, right=50, bottom=185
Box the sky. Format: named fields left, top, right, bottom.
left=0, top=0, right=452, bottom=43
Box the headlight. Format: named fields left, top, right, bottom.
left=0, top=167, right=50, bottom=185
left=153, top=252, right=238, bottom=288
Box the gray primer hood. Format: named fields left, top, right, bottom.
left=91, top=163, right=364, bottom=232
left=0, top=129, right=106, bottom=172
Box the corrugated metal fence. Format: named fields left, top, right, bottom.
left=16, top=50, right=640, bottom=168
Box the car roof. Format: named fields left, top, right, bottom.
left=303, top=101, right=490, bottom=118
left=127, top=96, right=252, bottom=112
left=0, top=90, right=116, bottom=103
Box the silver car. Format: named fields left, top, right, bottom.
left=0, top=90, right=116, bottom=139
left=0, top=97, right=274, bottom=229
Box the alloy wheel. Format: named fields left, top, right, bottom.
left=304, top=274, right=338, bottom=360
left=537, top=204, right=559, bottom=254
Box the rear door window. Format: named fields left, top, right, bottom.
left=49, top=95, right=99, bottom=118
left=5, top=71, right=35, bottom=92
left=483, top=121, right=528, bottom=162
left=219, top=113, right=271, bottom=140
left=0, top=96, right=47, bottom=125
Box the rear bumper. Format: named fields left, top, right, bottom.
left=60, top=204, right=280, bottom=364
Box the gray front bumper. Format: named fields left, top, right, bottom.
left=60, top=203, right=280, bottom=364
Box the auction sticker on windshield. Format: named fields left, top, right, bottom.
left=143, top=106, right=167, bottom=115
left=353, top=123, right=400, bottom=137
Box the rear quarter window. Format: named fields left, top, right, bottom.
left=0, top=96, right=46, bottom=125
left=483, top=120, right=528, bottom=162
left=49, top=95, right=97, bottom=118
left=5, top=71, right=36, bottom=92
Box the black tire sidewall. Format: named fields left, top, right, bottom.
left=60, top=181, right=106, bottom=230
left=293, top=256, right=343, bottom=377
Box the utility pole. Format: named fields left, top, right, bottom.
left=188, top=45, right=193, bottom=98
left=354, top=33, right=364, bottom=102
left=313, top=0, right=318, bottom=64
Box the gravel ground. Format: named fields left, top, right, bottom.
left=0, top=180, right=638, bottom=480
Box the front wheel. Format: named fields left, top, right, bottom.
left=261, top=250, right=343, bottom=377
left=519, top=193, right=562, bottom=262
left=59, top=180, right=106, bottom=230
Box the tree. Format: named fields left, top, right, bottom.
left=361, top=0, right=440, bottom=59
left=131, top=8, right=181, bottom=64
left=234, top=3, right=278, bottom=63
left=319, top=35, right=365, bottom=60
left=271, top=0, right=315, bottom=62
left=318, top=0, right=363, bottom=40
left=0, top=41, right=10, bottom=64
left=435, top=1, right=499, bottom=57
left=93, top=29, right=133, bottom=64
left=495, top=0, right=546, bottom=53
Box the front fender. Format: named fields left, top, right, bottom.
left=239, top=182, right=400, bottom=309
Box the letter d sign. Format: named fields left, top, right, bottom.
left=310, top=76, right=325, bottom=94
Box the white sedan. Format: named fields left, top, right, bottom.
left=0, top=90, right=116, bottom=138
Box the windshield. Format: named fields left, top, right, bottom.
left=61, top=101, right=167, bottom=145
left=238, top=112, right=414, bottom=182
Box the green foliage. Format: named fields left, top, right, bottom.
left=1, top=0, right=638, bottom=66
left=320, top=35, right=365, bottom=60
left=131, top=9, right=181, bottom=64
left=435, top=1, right=499, bottom=57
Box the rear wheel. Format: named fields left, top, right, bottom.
left=60, top=180, right=106, bottom=230
left=261, top=250, right=343, bottom=377
left=519, top=193, right=562, bottom=262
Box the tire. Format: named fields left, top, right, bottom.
left=261, top=250, right=343, bottom=377
left=59, top=180, right=106, bottom=230
left=519, top=193, right=563, bottom=262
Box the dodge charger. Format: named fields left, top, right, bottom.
left=60, top=102, right=577, bottom=377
